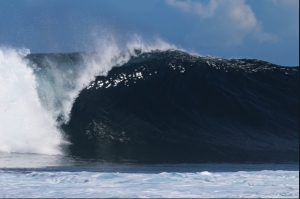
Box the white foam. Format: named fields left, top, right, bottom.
left=0, top=47, right=63, bottom=155
left=0, top=168, right=298, bottom=198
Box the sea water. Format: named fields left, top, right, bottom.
left=0, top=153, right=298, bottom=198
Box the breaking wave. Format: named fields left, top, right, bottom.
left=0, top=38, right=298, bottom=163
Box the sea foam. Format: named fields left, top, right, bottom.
left=0, top=167, right=298, bottom=198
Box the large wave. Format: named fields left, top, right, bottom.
left=0, top=38, right=298, bottom=163
left=0, top=38, right=175, bottom=155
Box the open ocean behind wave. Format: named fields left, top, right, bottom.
left=0, top=41, right=298, bottom=197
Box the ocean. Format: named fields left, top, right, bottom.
left=0, top=41, right=298, bottom=197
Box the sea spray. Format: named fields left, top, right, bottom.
left=30, top=36, right=175, bottom=123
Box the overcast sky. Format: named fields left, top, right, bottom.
left=0, top=0, right=298, bottom=66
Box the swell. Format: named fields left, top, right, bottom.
left=61, top=50, right=299, bottom=163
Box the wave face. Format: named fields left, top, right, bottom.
left=58, top=50, right=298, bottom=163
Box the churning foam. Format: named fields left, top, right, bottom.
left=0, top=48, right=63, bottom=155
left=0, top=36, right=176, bottom=155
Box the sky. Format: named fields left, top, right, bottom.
left=0, top=0, right=298, bottom=66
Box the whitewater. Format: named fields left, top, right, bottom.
left=0, top=48, right=62, bottom=155
left=0, top=153, right=298, bottom=198
left=1, top=162, right=298, bottom=198
left=0, top=37, right=299, bottom=197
